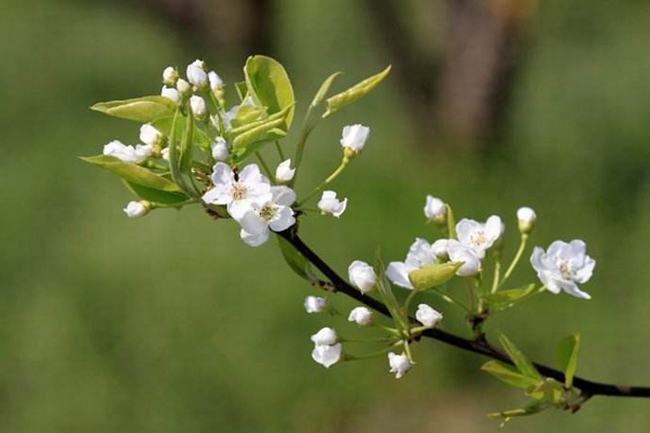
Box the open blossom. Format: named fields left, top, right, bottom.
left=190, top=95, right=207, bottom=117
left=123, top=201, right=149, bottom=218
left=202, top=162, right=272, bottom=220
left=312, top=343, right=342, bottom=368
left=103, top=140, right=152, bottom=164
left=386, top=238, right=438, bottom=289
left=238, top=186, right=296, bottom=247
left=517, top=206, right=536, bottom=234
left=304, top=296, right=328, bottom=314
left=456, top=215, right=503, bottom=258
left=211, top=137, right=229, bottom=162
left=186, top=59, right=208, bottom=88
left=415, top=304, right=443, bottom=328
left=275, top=159, right=295, bottom=183
left=161, top=86, right=180, bottom=103
left=139, top=124, right=162, bottom=146
left=424, top=195, right=446, bottom=223
left=531, top=240, right=595, bottom=300
left=348, top=260, right=377, bottom=293
left=340, top=124, right=370, bottom=152
left=208, top=71, right=223, bottom=92
left=447, top=240, right=481, bottom=277
left=388, top=352, right=411, bottom=379
left=311, top=327, right=337, bottom=346
left=348, top=306, right=372, bottom=326
left=318, top=191, right=347, bottom=217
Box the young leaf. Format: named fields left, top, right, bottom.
left=408, top=262, right=463, bottom=291
left=556, top=333, right=581, bottom=388
left=483, top=284, right=537, bottom=311
left=498, top=334, right=542, bottom=381
left=323, top=65, right=391, bottom=117
left=481, top=360, right=542, bottom=389
left=91, top=96, right=176, bottom=123
left=123, top=181, right=189, bottom=205
left=244, top=55, right=295, bottom=129
left=277, top=236, right=317, bottom=283
left=311, top=72, right=342, bottom=107
left=80, top=155, right=181, bottom=192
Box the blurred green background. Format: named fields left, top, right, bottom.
left=1, top=0, right=650, bottom=432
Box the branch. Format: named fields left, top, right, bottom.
left=278, top=228, right=650, bottom=399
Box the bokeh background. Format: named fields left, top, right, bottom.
left=2, top=0, right=650, bottom=431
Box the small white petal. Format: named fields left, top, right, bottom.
left=388, top=352, right=411, bottom=379
left=424, top=195, right=446, bottom=221
left=415, top=304, right=443, bottom=328
left=310, top=327, right=337, bottom=346
left=340, top=124, right=370, bottom=151
left=348, top=306, right=373, bottom=326
left=304, top=296, right=328, bottom=313
left=275, top=159, right=295, bottom=182
left=190, top=95, right=207, bottom=117
left=186, top=59, right=208, bottom=87
left=385, top=261, right=414, bottom=289
left=348, top=261, right=377, bottom=293
left=123, top=201, right=149, bottom=218
left=311, top=343, right=342, bottom=368
left=211, top=137, right=229, bottom=161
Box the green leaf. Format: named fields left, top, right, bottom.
left=80, top=155, right=181, bottom=192
left=151, top=115, right=211, bottom=150
left=91, top=96, right=176, bottom=123
left=488, top=401, right=546, bottom=425
left=311, top=72, right=342, bottom=107
left=323, top=65, right=391, bottom=117
left=483, top=284, right=537, bottom=311
left=498, top=334, right=542, bottom=381
left=526, top=378, right=565, bottom=403
left=234, top=81, right=248, bottom=102
left=556, top=333, right=581, bottom=388
left=481, top=360, right=542, bottom=389
left=408, top=262, right=462, bottom=291
left=124, top=181, right=189, bottom=205
left=277, top=236, right=316, bottom=282
left=231, top=110, right=291, bottom=160
left=244, top=55, right=295, bottom=130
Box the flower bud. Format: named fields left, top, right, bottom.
left=275, top=159, right=295, bottom=183
left=310, top=327, right=337, bottom=346
left=340, top=124, right=370, bottom=154
left=304, top=296, right=328, bottom=314
left=186, top=59, right=208, bottom=88
left=161, top=86, right=180, bottom=104
left=318, top=190, right=347, bottom=218
left=208, top=71, right=223, bottom=93
left=517, top=206, right=536, bottom=235
left=348, top=306, right=373, bottom=326
left=211, top=137, right=229, bottom=161
left=424, top=195, right=446, bottom=224
left=347, top=260, right=377, bottom=293
left=415, top=304, right=443, bottom=328
left=190, top=95, right=207, bottom=118
left=161, top=147, right=170, bottom=161
left=176, top=78, right=191, bottom=96
left=123, top=200, right=150, bottom=218
left=162, top=66, right=178, bottom=86
left=311, top=343, right=342, bottom=368
left=139, top=124, right=163, bottom=147
left=388, top=352, right=412, bottom=379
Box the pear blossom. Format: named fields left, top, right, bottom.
left=348, top=260, right=377, bottom=293
left=318, top=191, right=347, bottom=217
left=238, top=186, right=297, bottom=247
left=447, top=240, right=482, bottom=277
left=431, top=239, right=449, bottom=260
left=176, top=78, right=191, bottom=95
left=388, top=352, right=412, bottom=379
left=162, top=66, right=178, bottom=86
left=275, top=159, right=295, bottom=183
left=456, top=215, right=503, bottom=258
left=103, top=140, right=152, bottom=164
left=161, top=147, right=170, bottom=161
left=311, top=327, right=338, bottom=346
left=208, top=71, right=223, bottom=92
left=202, top=162, right=272, bottom=220
left=531, top=240, right=595, bottom=300
left=517, top=206, right=537, bottom=234
left=340, top=124, right=370, bottom=152
left=348, top=306, right=373, bottom=326
left=139, top=124, right=163, bottom=146
left=415, top=304, right=443, bottom=328
left=424, top=195, right=446, bottom=223
left=123, top=201, right=149, bottom=218
left=161, top=86, right=180, bottom=104
left=211, top=137, right=229, bottom=162
left=386, top=238, right=438, bottom=289
left=304, top=296, right=328, bottom=314
left=311, top=342, right=342, bottom=368
left=190, top=95, right=207, bottom=118
left=186, top=59, right=208, bottom=88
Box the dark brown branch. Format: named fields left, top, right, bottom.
left=278, top=228, right=650, bottom=399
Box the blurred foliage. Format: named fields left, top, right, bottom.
left=0, top=0, right=649, bottom=432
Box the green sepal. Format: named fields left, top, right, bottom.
left=408, top=262, right=462, bottom=291
left=90, top=96, right=176, bottom=123
left=323, top=65, right=391, bottom=117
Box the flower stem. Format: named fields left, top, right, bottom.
left=274, top=140, right=285, bottom=161
left=499, top=234, right=529, bottom=289
left=289, top=105, right=319, bottom=188
left=297, top=157, right=349, bottom=207
left=491, top=252, right=502, bottom=294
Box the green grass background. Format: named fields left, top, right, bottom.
left=1, top=0, right=649, bottom=431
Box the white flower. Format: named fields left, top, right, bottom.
left=103, top=140, right=152, bottom=164
left=202, top=162, right=272, bottom=219
left=139, top=124, right=162, bottom=146
left=123, top=201, right=149, bottom=218
left=311, top=327, right=338, bottom=346
left=162, top=66, right=178, bottom=86
left=161, top=86, right=180, bottom=104
left=424, top=195, right=446, bottom=223
left=211, top=137, right=229, bottom=162
left=161, top=147, right=170, bottom=161
left=186, top=59, right=208, bottom=88
left=208, top=71, right=223, bottom=92
left=415, top=304, right=443, bottom=328
left=238, top=186, right=296, bottom=247
left=348, top=260, right=377, bottom=293
left=318, top=191, right=347, bottom=217
left=304, top=296, right=328, bottom=314
left=190, top=95, right=207, bottom=118
left=447, top=240, right=482, bottom=277
left=176, top=78, right=191, bottom=95
left=456, top=215, right=503, bottom=258
left=386, top=238, right=438, bottom=289
left=311, top=343, right=342, bottom=368
left=388, top=352, right=412, bottom=379
left=348, top=306, right=373, bottom=326
left=275, top=159, right=295, bottom=183
left=530, top=240, right=595, bottom=300
left=431, top=239, right=449, bottom=260
left=340, top=124, right=370, bottom=152
left=517, top=206, right=537, bottom=234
